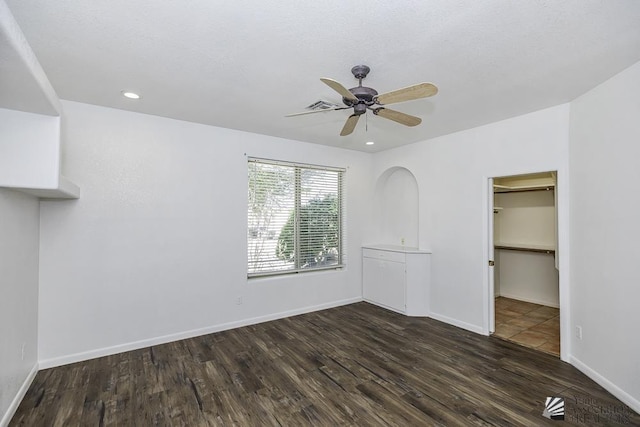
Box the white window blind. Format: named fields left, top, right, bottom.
left=247, top=158, right=345, bottom=277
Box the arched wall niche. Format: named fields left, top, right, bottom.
left=372, top=166, right=419, bottom=248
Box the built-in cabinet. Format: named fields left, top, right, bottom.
left=364, top=168, right=431, bottom=317
left=362, top=245, right=431, bottom=316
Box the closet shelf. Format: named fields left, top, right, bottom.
left=495, top=242, right=555, bottom=254
left=493, top=171, right=556, bottom=193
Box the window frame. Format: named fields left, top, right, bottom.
left=247, top=157, right=345, bottom=278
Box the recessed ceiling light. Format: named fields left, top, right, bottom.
left=121, top=91, right=141, bottom=99
left=365, top=141, right=375, bottom=145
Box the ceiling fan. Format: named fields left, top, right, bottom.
left=286, top=65, right=438, bottom=136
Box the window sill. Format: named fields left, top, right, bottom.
left=248, top=264, right=345, bottom=280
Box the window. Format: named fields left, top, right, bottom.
left=247, top=158, right=344, bottom=277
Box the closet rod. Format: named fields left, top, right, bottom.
left=494, top=187, right=554, bottom=194
left=495, top=245, right=555, bottom=254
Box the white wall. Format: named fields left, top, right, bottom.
left=0, top=188, right=39, bottom=426
left=569, top=60, right=640, bottom=410
left=494, top=190, right=556, bottom=247
left=0, top=108, right=60, bottom=188
left=37, top=101, right=372, bottom=366
left=372, top=104, right=570, bottom=334
left=496, top=251, right=559, bottom=307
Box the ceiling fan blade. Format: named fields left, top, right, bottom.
left=320, top=78, right=359, bottom=101
left=373, top=108, right=422, bottom=126
left=285, top=107, right=348, bottom=117
left=375, top=82, right=438, bottom=105
left=340, top=114, right=360, bottom=136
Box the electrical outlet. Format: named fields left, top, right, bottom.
left=575, top=326, right=583, bottom=340
left=236, top=296, right=243, bottom=305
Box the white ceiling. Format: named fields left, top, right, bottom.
left=5, top=1, right=640, bottom=152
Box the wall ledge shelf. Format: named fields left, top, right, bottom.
left=1, top=6, right=79, bottom=200
left=6, top=175, right=80, bottom=199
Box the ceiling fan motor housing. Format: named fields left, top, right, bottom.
left=344, top=86, right=378, bottom=114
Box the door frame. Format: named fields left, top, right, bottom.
left=483, top=170, right=571, bottom=362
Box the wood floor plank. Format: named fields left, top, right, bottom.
left=9, top=302, right=640, bottom=426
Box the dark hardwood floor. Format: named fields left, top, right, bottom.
left=11, top=302, right=639, bottom=426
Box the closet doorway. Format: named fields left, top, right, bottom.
left=488, top=172, right=560, bottom=356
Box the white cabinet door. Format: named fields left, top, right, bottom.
left=363, top=257, right=406, bottom=312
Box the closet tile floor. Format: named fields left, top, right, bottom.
left=493, top=297, right=560, bottom=356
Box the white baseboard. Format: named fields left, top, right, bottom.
left=0, top=363, right=38, bottom=427
left=428, top=312, right=485, bottom=335
left=569, top=356, right=640, bottom=415
left=498, top=292, right=560, bottom=308
left=362, top=299, right=406, bottom=316
left=39, top=297, right=363, bottom=369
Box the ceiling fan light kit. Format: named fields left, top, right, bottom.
left=287, top=65, right=438, bottom=136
